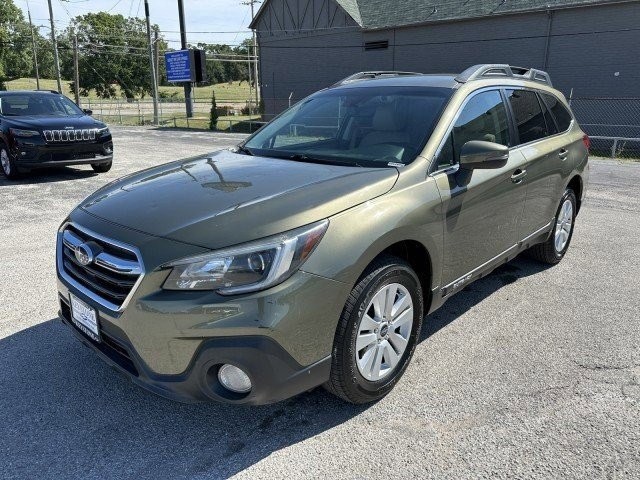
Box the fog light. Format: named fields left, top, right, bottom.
left=218, top=364, right=252, bottom=393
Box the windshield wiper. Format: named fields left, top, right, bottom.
left=234, top=145, right=253, bottom=156
left=287, top=154, right=362, bottom=168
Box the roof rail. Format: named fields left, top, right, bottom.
left=333, top=71, right=423, bottom=87
left=455, top=64, right=552, bottom=86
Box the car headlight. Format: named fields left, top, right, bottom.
left=97, top=127, right=110, bottom=136
left=9, top=128, right=40, bottom=138
left=162, top=220, right=329, bottom=294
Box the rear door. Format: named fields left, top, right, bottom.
left=431, top=89, right=528, bottom=290
left=505, top=89, right=563, bottom=238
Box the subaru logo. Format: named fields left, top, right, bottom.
left=75, top=243, right=94, bottom=266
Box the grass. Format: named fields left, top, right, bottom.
left=89, top=113, right=262, bottom=131
left=4, top=78, right=253, bottom=102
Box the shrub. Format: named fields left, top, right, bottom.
left=209, top=91, right=218, bottom=130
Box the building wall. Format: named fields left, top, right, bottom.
left=257, top=1, right=640, bottom=117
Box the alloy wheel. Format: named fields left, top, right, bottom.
left=554, top=198, right=573, bottom=252
left=355, top=282, right=414, bottom=381
left=0, top=149, right=10, bottom=176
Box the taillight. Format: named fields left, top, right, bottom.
left=582, top=134, right=591, bottom=150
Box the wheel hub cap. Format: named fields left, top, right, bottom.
left=355, top=283, right=414, bottom=381
left=554, top=199, right=573, bottom=253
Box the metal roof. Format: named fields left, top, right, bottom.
left=251, top=0, right=625, bottom=31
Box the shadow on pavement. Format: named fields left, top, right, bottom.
left=0, top=255, right=549, bottom=479
left=0, top=167, right=97, bottom=186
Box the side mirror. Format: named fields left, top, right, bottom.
left=459, top=140, right=509, bottom=169
left=83, top=108, right=93, bottom=116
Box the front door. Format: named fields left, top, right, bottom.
left=431, top=89, right=528, bottom=290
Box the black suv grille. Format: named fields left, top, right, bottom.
left=60, top=225, right=143, bottom=310
left=44, top=129, right=97, bottom=143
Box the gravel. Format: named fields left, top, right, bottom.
left=0, top=127, right=638, bottom=479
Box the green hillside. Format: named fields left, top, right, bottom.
left=4, top=78, right=253, bottom=102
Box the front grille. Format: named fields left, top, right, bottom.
left=52, top=151, right=96, bottom=161
left=60, top=224, right=143, bottom=310
left=44, top=129, right=97, bottom=143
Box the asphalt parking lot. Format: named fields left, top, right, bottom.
left=0, top=126, right=638, bottom=479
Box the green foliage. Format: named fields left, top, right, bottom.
left=59, top=12, right=167, bottom=99
left=0, top=0, right=40, bottom=84
left=209, top=90, right=218, bottom=130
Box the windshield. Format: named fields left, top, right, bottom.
left=0, top=94, right=84, bottom=117
left=244, top=86, right=452, bottom=167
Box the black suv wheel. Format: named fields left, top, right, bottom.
left=0, top=143, right=20, bottom=180
left=91, top=161, right=112, bottom=173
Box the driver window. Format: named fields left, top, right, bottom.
left=434, top=90, right=510, bottom=170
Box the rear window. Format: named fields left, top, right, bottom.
left=506, top=89, right=549, bottom=144
left=540, top=93, right=573, bottom=132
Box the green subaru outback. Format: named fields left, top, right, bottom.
left=56, top=64, right=589, bottom=405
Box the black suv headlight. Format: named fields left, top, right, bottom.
left=97, top=127, right=110, bottom=137
left=9, top=128, right=40, bottom=138
left=162, top=220, right=329, bottom=294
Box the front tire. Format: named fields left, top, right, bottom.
left=91, top=161, right=112, bottom=173
left=325, top=255, right=423, bottom=404
left=1, top=143, right=20, bottom=180
left=528, top=188, right=577, bottom=264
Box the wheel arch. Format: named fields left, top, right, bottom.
left=567, top=174, right=583, bottom=213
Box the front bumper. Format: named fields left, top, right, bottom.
left=58, top=295, right=331, bottom=404
left=56, top=212, right=348, bottom=404
left=11, top=136, right=113, bottom=169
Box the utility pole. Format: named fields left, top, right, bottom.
left=154, top=30, right=160, bottom=93
left=27, top=8, right=40, bottom=90
left=47, top=0, right=62, bottom=93
left=177, top=0, right=193, bottom=118
left=144, top=0, right=159, bottom=125
left=245, top=0, right=261, bottom=108
left=72, top=34, right=80, bottom=105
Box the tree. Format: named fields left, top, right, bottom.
left=60, top=12, right=166, bottom=99
left=0, top=0, right=36, bottom=87
left=209, top=90, right=218, bottom=130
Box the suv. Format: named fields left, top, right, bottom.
left=56, top=65, right=588, bottom=405
left=0, top=90, right=113, bottom=179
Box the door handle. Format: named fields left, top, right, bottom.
left=511, top=168, right=527, bottom=184
left=558, top=148, right=569, bottom=160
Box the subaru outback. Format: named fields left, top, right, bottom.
left=56, top=64, right=588, bottom=405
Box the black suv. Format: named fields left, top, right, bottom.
left=0, top=90, right=113, bottom=179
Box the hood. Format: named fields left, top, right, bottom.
left=80, top=150, right=399, bottom=249
left=5, top=115, right=105, bottom=130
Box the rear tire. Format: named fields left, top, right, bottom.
left=91, top=161, right=112, bottom=173
left=528, top=188, right=577, bottom=264
left=325, top=255, right=423, bottom=404
left=1, top=143, right=20, bottom=180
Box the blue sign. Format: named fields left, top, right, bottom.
left=165, top=50, right=193, bottom=83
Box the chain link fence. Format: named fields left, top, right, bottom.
left=81, top=96, right=271, bottom=133
left=569, top=97, right=640, bottom=160
left=79, top=93, right=640, bottom=159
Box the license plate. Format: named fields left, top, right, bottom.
left=69, top=293, right=101, bottom=342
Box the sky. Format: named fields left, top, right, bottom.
left=16, top=0, right=255, bottom=46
